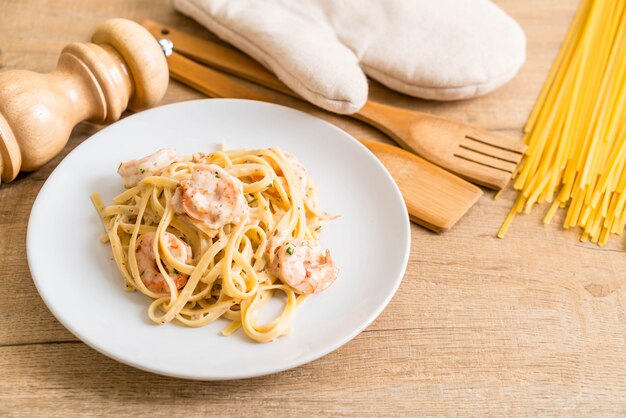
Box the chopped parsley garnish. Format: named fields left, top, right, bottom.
left=268, top=180, right=274, bottom=187
left=215, top=172, right=220, bottom=178
left=286, top=246, right=295, bottom=255
left=172, top=268, right=179, bottom=274
left=137, top=167, right=145, bottom=174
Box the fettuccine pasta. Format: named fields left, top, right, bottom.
left=91, top=147, right=338, bottom=342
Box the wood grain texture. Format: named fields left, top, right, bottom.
left=1, top=0, right=625, bottom=416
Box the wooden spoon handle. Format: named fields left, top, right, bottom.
left=167, top=53, right=270, bottom=103
left=166, top=51, right=482, bottom=232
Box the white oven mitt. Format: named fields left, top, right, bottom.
left=173, top=0, right=526, bottom=114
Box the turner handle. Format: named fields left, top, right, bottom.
left=167, top=53, right=270, bottom=102
left=354, top=101, right=427, bottom=150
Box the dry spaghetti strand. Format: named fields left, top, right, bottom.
left=499, top=0, right=626, bottom=246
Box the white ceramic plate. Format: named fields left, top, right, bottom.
left=27, top=99, right=410, bottom=380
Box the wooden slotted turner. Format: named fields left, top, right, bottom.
left=142, top=20, right=526, bottom=190
left=147, top=39, right=483, bottom=232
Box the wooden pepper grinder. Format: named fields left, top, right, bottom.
left=0, top=18, right=169, bottom=183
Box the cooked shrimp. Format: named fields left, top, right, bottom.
left=171, top=187, right=185, bottom=214
left=118, top=148, right=176, bottom=187
left=279, top=151, right=331, bottom=217
left=178, top=164, right=247, bottom=229
left=266, top=227, right=290, bottom=260
left=282, top=151, right=308, bottom=193
left=271, top=240, right=338, bottom=294
left=136, top=231, right=192, bottom=295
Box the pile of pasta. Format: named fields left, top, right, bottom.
left=499, top=0, right=626, bottom=246
left=92, top=147, right=336, bottom=343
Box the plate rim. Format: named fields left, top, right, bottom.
left=26, top=99, right=411, bottom=380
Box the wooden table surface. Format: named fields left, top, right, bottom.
left=2, top=0, right=625, bottom=416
